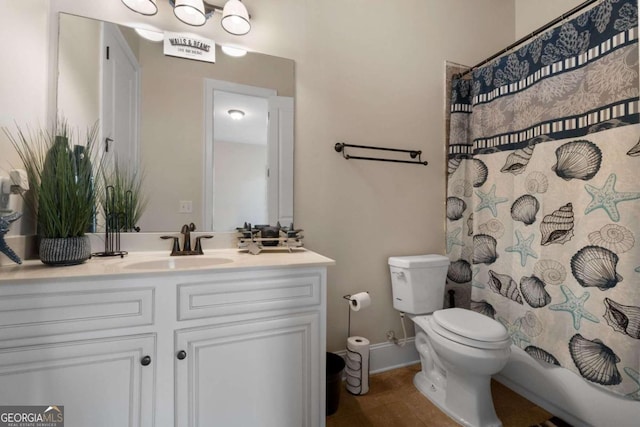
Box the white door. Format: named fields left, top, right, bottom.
left=102, top=23, right=140, bottom=170
left=0, top=334, right=155, bottom=427
left=267, top=96, right=294, bottom=226
left=211, top=89, right=269, bottom=231
left=174, top=314, right=320, bottom=427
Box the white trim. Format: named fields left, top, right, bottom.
left=333, top=338, right=419, bottom=375
left=495, top=345, right=640, bottom=427
left=268, top=96, right=294, bottom=226
left=47, top=5, right=57, bottom=126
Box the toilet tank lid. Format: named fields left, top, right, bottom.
left=388, top=254, right=450, bottom=268
left=433, top=308, right=509, bottom=342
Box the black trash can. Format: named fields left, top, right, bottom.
left=326, top=352, right=346, bottom=416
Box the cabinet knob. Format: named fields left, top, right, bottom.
left=177, top=350, right=187, bottom=360
left=140, top=355, right=152, bottom=366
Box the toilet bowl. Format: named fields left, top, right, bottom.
left=412, top=309, right=511, bottom=427
left=388, top=255, right=511, bottom=427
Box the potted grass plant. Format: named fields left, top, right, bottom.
left=100, top=159, right=148, bottom=233
left=4, top=119, right=102, bottom=265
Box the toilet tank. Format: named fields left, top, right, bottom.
left=388, top=255, right=450, bottom=315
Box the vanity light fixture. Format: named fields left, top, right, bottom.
left=228, top=109, right=245, bottom=120
left=172, top=0, right=207, bottom=26
left=221, top=45, right=247, bottom=57
left=122, top=0, right=251, bottom=35
left=171, top=0, right=251, bottom=35
left=220, top=0, right=251, bottom=36
left=121, top=0, right=158, bottom=15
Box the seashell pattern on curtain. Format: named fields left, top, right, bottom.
left=446, top=0, right=640, bottom=400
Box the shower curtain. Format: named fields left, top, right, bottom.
left=446, top=0, right=640, bottom=400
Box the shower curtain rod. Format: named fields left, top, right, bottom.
left=456, top=0, right=600, bottom=79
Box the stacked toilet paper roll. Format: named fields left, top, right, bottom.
left=345, top=336, right=370, bottom=395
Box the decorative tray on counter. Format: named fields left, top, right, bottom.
left=236, top=222, right=304, bottom=255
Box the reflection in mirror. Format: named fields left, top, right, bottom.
left=57, top=13, right=294, bottom=232
left=212, top=89, right=269, bottom=230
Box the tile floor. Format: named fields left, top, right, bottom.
left=326, top=364, right=553, bottom=427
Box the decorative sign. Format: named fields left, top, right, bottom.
left=163, top=32, right=215, bottom=63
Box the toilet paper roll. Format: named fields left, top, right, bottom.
left=349, top=292, right=371, bottom=312
left=345, top=336, right=370, bottom=395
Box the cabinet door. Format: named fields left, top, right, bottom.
left=175, top=313, right=321, bottom=427
left=0, top=334, right=155, bottom=427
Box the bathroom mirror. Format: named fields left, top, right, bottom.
left=56, top=13, right=295, bottom=232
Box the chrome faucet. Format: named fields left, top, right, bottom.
left=161, top=223, right=213, bottom=256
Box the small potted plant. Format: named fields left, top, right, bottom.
left=101, top=158, right=148, bottom=233
left=4, top=119, right=102, bottom=265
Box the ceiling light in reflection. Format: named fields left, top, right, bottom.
left=134, top=28, right=164, bottom=42
left=228, top=109, right=245, bottom=120
left=221, top=45, right=247, bottom=57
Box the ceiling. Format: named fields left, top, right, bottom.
left=213, top=90, right=268, bottom=145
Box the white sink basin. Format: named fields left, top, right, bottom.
left=124, top=256, right=233, bottom=271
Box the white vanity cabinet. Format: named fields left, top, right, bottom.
left=173, top=268, right=325, bottom=427
left=0, top=334, right=156, bottom=426
left=0, top=282, right=157, bottom=427
left=0, top=259, right=329, bottom=427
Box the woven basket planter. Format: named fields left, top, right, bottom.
left=39, top=236, right=91, bottom=266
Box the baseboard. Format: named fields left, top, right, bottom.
left=333, top=338, right=419, bottom=374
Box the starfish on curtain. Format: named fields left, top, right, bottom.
left=0, top=211, right=22, bottom=265
left=471, top=266, right=485, bottom=289
left=584, top=173, right=640, bottom=222
left=498, top=316, right=531, bottom=348
left=549, top=285, right=599, bottom=330
left=446, top=227, right=465, bottom=253
left=505, top=230, right=538, bottom=266
left=475, top=184, right=509, bottom=217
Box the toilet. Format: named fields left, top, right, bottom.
left=389, top=255, right=511, bottom=427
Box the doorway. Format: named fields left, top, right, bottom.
left=203, top=79, right=293, bottom=231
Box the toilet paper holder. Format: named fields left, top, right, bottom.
left=342, top=292, right=369, bottom=338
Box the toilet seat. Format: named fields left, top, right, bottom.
left=413, top=308, right=510, bottom=350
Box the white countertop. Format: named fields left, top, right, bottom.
left=0, top=248, right=335, bottom=283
